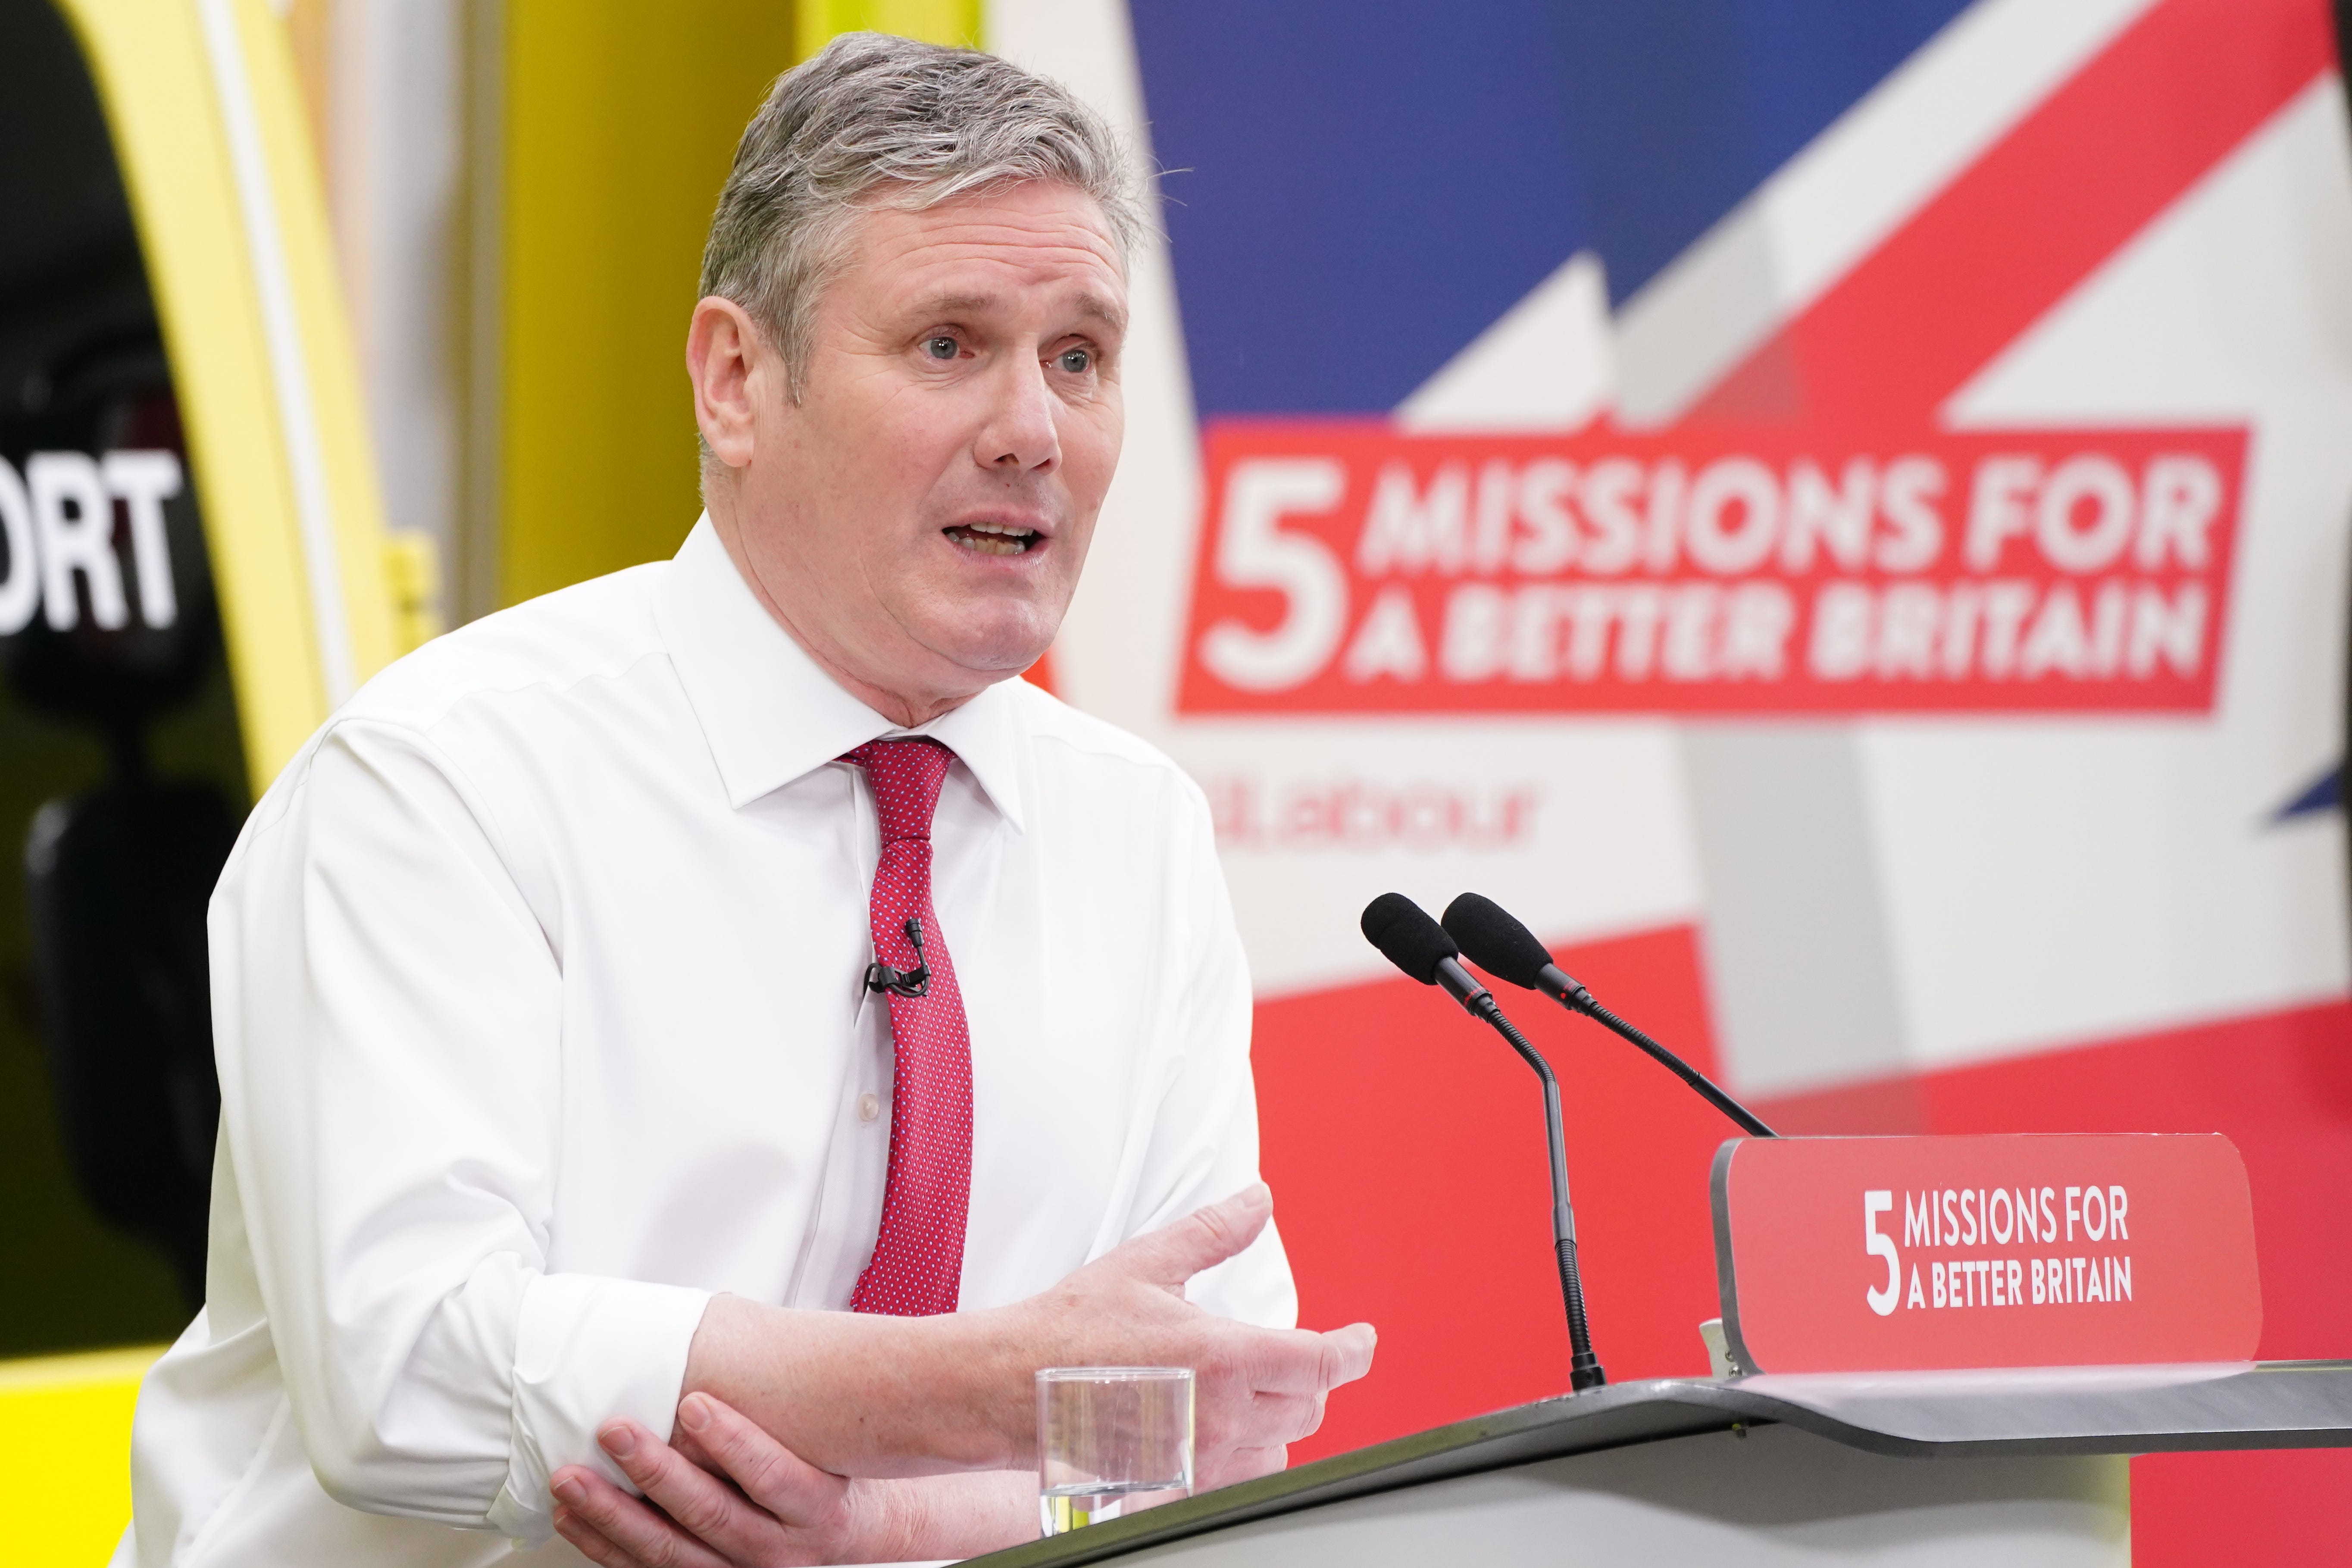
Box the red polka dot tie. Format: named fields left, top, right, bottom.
left=843, top=739, right=972, bottom=1317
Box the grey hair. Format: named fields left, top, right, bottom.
left=699, top=32, right=1144, bottom=402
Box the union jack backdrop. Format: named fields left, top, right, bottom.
left=988, top=2, right=2352, bottom=1557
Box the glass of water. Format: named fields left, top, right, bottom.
left=1035, top=1366, right=1195, bottom=1536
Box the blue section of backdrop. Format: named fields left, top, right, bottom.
left=1126, top=0, right=1975, bottom=419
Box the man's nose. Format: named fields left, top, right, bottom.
left=975, top=354, right=1061, bottom=474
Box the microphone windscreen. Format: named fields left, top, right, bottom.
left=1442, top=892, right=1554, bottom=989
left=1360, top=892, right=1458, bottom=986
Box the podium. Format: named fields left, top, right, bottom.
left=971, top=1133, right=2340, bottom=1563
left=971, top=1361, right=2352, bottom=1566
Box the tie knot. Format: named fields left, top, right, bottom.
left=844, top=738, right=954, bottom=842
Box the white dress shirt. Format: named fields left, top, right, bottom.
left=117, top=517, right=1292, bottom=1566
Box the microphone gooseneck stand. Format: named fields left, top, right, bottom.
left=1361, top=893, right=1608, bottom=1392
left=1574, top=992, right=1774, bottom=1139
left=1443, top=892, right=1777, bottom=1139
left=1465, top=988, right=1608, bottom=1392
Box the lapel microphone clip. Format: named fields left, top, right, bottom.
left=866, top=917, right=931, bottom=998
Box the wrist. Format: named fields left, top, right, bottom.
left=943, top=1302, right=1039, bottom=1471
left=844, top=1476, right=916, bottom=1562
left=859, top=1471, right=1042, bottom=1561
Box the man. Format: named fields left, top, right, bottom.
left=119, top=33, right=1373, bottom=1568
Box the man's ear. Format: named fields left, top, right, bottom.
left=688, top=297, right=770, bottom=471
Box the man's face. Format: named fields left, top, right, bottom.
left=715, top=181, right=1127, bottom=709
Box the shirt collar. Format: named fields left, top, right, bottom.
left=655, top=515, right=1027, bottom=830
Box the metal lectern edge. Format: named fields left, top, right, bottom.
left=969, top=1386, right=1731, bottom=1568
left=965, top=1361, right=2352, bottom=1568
left=1709, top=1138, right=1753, bottom=1373
left=1735, top=1359, right=2352, bottom=1456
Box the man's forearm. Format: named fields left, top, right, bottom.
left=675, top=1187, right=1374, bottom=1496
left=680, top=1293, right=1032, bottom=1477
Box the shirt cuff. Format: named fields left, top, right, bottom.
left=486, top=1273, right=713, bottom=1543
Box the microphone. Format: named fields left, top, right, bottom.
left=1361, top=894, right=1606, bottom=1392
left=1359, top=890, right=1492, bottom=1010
left=865, top=916, right=931, bottom=998
left=1441, top=893, right=1776, bottom=1139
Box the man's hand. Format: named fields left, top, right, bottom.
left=1010, top=1183, right=1377, bottom=1487
left=677, top=1184, right=1375, bottom=1487
left=552, top=1394, right=1038, bottom=1567
left=552, top=1393, right=876, bottom=1567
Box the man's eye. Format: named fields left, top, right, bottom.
left=923, top=336, right=959, bottom=360
left=1057, top=348, right=1092, bottom=374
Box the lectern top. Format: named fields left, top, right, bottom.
left=972, top=1361, right=2352, bottom=1568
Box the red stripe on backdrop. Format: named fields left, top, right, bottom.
left=1689, top=0, right=2336, bottom=427
left=1257, top=950, right=2352, bottom=1551
left=1023, top=647, right=1058, bottom=695
left=1759, top=996, right=2352, bottom=1357
left=1760, top=997, right=2352, bottom=1562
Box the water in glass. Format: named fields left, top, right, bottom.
left=1035, top=1367, right=1195, bottom=1537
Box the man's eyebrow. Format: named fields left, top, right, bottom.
left=1072, top=291, right=1129, bottom=337
left=898, top=289, right=1129, bottom=336
left=904, top=292, right=998, bottom=321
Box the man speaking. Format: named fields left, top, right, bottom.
left=119, top=33, right=1373, bottom=1567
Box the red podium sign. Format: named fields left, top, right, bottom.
left=1711, top=1133, right=2261, bottom=1374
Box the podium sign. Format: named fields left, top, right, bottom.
left=1711, top=1133, right=2261, bottom=1374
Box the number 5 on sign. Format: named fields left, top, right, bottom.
left=1864, top=1190, right=1900, bottom=1318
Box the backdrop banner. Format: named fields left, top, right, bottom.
left=996, top=0, right=2352, bottom=1558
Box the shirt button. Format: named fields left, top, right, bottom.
left=858, top=1092, right=882, bottom=1123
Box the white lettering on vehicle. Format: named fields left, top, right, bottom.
left=0, top=451, right=184, bottom=635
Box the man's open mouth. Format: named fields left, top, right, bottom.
left=945, top=520, right=1040, bottom=556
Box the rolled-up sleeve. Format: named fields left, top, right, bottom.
left=210, top=720, right=710, bottom=1543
